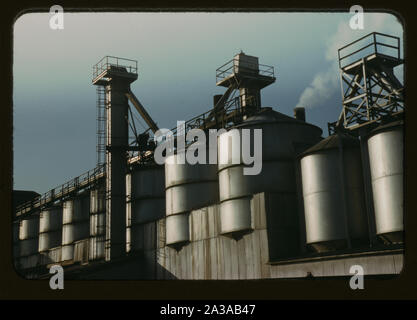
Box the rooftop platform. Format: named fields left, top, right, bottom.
left=92, top=56, right=138, bottom=85
left=338, top=32, right=403, bottom=73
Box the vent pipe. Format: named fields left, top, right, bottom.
left=294, top=107, right=306, bottom=122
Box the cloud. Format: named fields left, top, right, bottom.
left=296, top=13, right=403, bottom=109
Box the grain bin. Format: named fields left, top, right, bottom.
left=38, top=206, right=62, bottom=257
left=367, top=120, right=403, bottom=244
left=217, top=107, right=322, bottom=241
left=18, top=214, right=40, bottom=269
left=165, top=139, right=219, bottom=247
left=300, top=134, right=369, bottom=252
left=62, top=196, right=90, bottom=261
left=89, top=187, right=106, bottom=260
left=126, top=164, right=165, bottom=252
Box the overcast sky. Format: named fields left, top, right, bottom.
left=13, top=12, right=404, bottom=194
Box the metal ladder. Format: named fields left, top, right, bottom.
left=96, top=86, right=107, bottom=166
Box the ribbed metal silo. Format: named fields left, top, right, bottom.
left=300, top=134, right=369, bottom=252
left=367, top=121, right=403, bottom=244
left=126, top=164, right=165, bottom=252
left=18, top=214, right=40, bottom=269
left=89, top=187, right=106, bottom=260
left=217, top=107, right=322, bottom=241
left=165, top=140, right=219, bottom=248
left=38, top=206, right=62, bottom=262
left=62, top=196, right=90, bottom=261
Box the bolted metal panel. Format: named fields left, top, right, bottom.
left=63, top=197, right=90, bottom=224
left=39, top=207, right=62, bottom=233
left=300, top=136, right=368, bottom=249
left=367, top=125, right=403, bottom=238
left=166, top=213, right=190, bottom=245
left=19, top=216, right=39, bottom=240
left=220, top=197, right=252, bottom=235
left=38, top=230, right=62, bottom=252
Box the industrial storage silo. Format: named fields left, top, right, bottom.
left=62, top=196, right=90, bottom=261
left=217, top=107, right=322, bottom=250
left=38, top=206, right=62, bottom=263
left=89, top=187, right=106, bottom=260
left=300, top=134, right=369, bottom=252
left=18, top=214, right=40, bottom=269
left=126, top=164, right=165, bottom=252
left=165, top=139, right=219, bottom=248
left=367, top=120, right=403, bottom=244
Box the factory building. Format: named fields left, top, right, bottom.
left=13, top=32, right=404, bottom=280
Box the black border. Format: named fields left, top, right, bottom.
left=1, top=1, right=416, bottom=300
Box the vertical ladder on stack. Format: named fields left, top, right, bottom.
left=96, top=86, right=107, bottom=167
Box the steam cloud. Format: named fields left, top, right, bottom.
left=295, top=13, right=402, bottom=109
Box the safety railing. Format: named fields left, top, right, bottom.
left=338, top=32, right=401, bottom=69
left=93, top=56, right=138, bottom=80
left=216, top=58, right=274, bottom=83
left=15, top=164, right=105, bottom=217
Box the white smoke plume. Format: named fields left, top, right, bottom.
left=296, top=13, right=403, bottom=109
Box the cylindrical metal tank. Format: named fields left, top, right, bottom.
left=89, top=186, right=106, bottom=260
left=367, top=121, right=403, bottom=243
left=62, top=196, right=90, bottom=261
left=165, top=140, right=218, bottom=247
left=38, top=206, right=62, bottom=254
left=17, top=214, right=40, bottom=269
left=300, top=134, right=369, bottom=252
left=126, top=164, right=165, bottom=253
left=217, top=107, right=322, bottom=237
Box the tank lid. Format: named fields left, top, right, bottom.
left=236, top=107, right=319, bottom=128
left=300, top=133, right=359, bottom=157
left=368, top=119, right=403, bottom=137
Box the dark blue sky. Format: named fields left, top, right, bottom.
left=13, top=12, right=403, bottom=194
